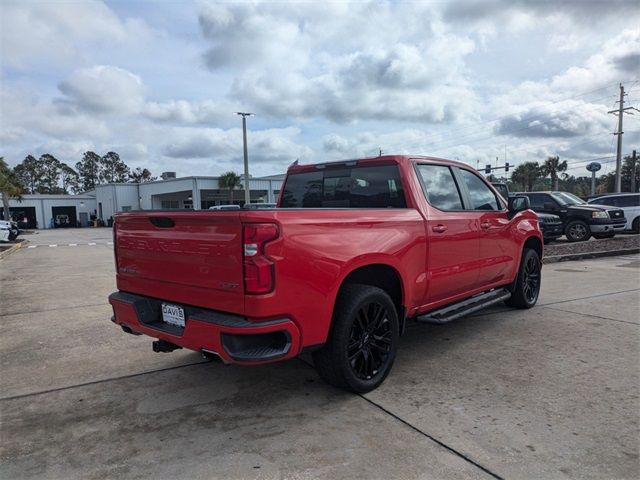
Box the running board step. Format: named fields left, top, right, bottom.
left=416, top=288, right=512, bottom=324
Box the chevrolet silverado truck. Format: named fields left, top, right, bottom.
left=109, top=155, right=543, bottom=392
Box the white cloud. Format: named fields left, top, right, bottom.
left=201, top=1, right=478, bottom=123
left=143, top=99, right=235, bottom=126
left=0, top=0, right=153, bottom=69
left=58, top=65, right=145, bottom=114
left=162, top=126, right=312, bottom=168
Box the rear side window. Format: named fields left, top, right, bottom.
left=280, top=165, right=406, bottom=208
left=618, top=195, right=640, bottom=207
left=593, top=197, right=618, bottom=207
left=526, top=193, right=548, bottom=210
left=458, top=169, right=500, bottom=211
left=416, top=164, right=463, bottom=210
left=602, top=195, right=639, bottom=207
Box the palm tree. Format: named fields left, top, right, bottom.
left=541, top=156, right=568, bottom=191
left=511, top=162, right=541, bottom=192
left=0, top=158, right=24, bottom=221
left=218, top=171, right=242, bottom=204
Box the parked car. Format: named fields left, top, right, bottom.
left=209, top=204, right=241, bottom=210
left=586, top=193, right=640, bottom=233
left=0, top=220, right=19, bottom=242
left=537, top=213, right=564, bottom=243
left=516, top=191, right=626, bottom=242
left=491, top=182, right=562, bottom=243
left=110, top=155, right=543, bottom=393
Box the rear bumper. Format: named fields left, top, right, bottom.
left=109, top=291, right=301, bottom=364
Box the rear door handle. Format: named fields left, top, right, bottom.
left=480, top=221, right=491, bottom=230
left=432, top=224, right=447, bottom=233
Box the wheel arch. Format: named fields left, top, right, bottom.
left=523, top=235, right=543, bottom=260
left=509, top=234, right=543, bottom=293
left=563, top=216, right=589, bottom=227
left=338, top=263, right=406, bottom=332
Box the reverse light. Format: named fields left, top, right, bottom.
left=243, top=223, right=279, bottom=294
left=592, top=211, right=608, bottom=219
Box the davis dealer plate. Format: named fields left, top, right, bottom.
left=161, top=303, right=185, bottom=328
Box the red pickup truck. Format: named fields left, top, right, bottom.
left=109, top=155, right=542, bottom=392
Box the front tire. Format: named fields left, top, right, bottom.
left=506, top=248, right=541, bottom=309
left=312, top=284, right=399, bottom=393
left=632, top=217, right=639, bottom=234
left=565, top=220, right=590, bottom=242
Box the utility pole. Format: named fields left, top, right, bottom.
left=378, top=147, right=382, bottom=157
left=235, top=112, right=254, bottom=205
left=632, top=150, right=637, bottom=193
left=608, top=84, right=634, bottom=192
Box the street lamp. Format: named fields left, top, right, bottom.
left=235, top=112, right=255, bottom=206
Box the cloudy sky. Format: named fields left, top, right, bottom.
left=1, top=0, right=639, bottom=178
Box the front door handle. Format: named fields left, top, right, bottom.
left=432, top=224, right=447, bottom=233
left=480, top=221, right=491, bottom=230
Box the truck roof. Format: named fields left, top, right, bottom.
left=286, top=154, right=472, bottom=173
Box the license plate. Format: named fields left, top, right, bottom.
left=161, top=303, right=185, bottom=327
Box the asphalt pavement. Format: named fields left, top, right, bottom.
left=1, top=228, right=639, bottom=479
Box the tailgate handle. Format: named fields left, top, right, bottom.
left=150, top=217, right=175, bottom=228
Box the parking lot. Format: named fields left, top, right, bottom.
left=1, top=229, right=639, bottom=480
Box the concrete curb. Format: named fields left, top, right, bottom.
left=0, top=240, right=28, bottom=260
left=543, top=247, right=640, bottom=264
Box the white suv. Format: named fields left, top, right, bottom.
left=587, top=193, right=640, bottom=233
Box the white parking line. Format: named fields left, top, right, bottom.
left=27, top=245, right=37, bottom=249
left=49, top=244, right=57, bottom=248
left=107, top=242, right=113, bottom=245
left=88, top=242, right=96, bottom=246
left=69, top=243, right=77, bottom=246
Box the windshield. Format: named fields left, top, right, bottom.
left=550, top=192, right=586, bottom=206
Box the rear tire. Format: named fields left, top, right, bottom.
left=312, top=284, right=399, bottom=393
left=633, top=217, right=639, bottom=234
left=506, top=248, right=541, bottom=309
left=565, top=220, right=590, bottom=242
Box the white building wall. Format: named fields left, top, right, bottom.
left=138, top=179, right=196, bottom=209
left=8, top=195, right=97, bottom=229
left=95, top=184, right=140, bottom=220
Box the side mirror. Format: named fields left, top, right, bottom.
left=508, top=195, right=530, bottom=218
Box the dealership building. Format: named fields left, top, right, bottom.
left=4, top=173, right=284, bottom=229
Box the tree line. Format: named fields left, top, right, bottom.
left=503, top=154, right=639, bottom=195
left=12, top=151, right=157, bottom=195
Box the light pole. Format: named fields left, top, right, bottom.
left=235, top=112, right=254, bottom=206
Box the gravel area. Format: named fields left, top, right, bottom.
left=544, top=233, right=640, bottom=257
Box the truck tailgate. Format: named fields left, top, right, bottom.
left=114, top=211, right=244, bottom=314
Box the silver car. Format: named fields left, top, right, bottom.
left=587, top=193, right=640, bottom=233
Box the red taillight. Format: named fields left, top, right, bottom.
left=243, top=223, right=278, bottom=294
left=112, top=221, right=119, bottom=273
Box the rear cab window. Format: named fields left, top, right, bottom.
left=415, top=164, right=463, bottom=210
left=280, top=164, right=407, bottom=208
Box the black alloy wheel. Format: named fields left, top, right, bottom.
left=313, top=284, right=399, bottom=393
left=506, top=248, right=541, bottom=309
left=347, top=301, right=393, bottom=380
left=522, top=254, right=541, bottom=304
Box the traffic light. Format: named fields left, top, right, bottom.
left=505, top=162, right=510, bottom=172
left=485, top=164, right=491, bottom=174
